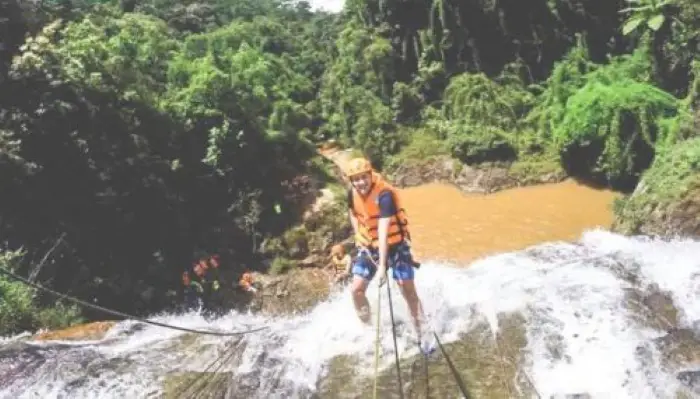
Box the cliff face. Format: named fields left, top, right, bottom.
left=613, top=137, right=700, bottom=238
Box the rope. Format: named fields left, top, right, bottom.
left=364, top=250, right=473, bottom=398
left=366, top=253, right=425, bottom=398
left=385, top=281, right=405, bottom=399
left=373, top=283, right=382, bottom=399
left=433, top=331, right=471, bottom=398
left=0, top=267, right=268, bottom=337
left=176, top=338, right=242, bottom=398
left=422, top=340, right=430, bottom=398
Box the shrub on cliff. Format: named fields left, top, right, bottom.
left=613, top=135, right=700, bottom=236
left=0, top=250, right=82, bottom=336
left=528, top=44, right=684, bottom=189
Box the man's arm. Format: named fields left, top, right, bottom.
left=347, top=188, right=361, bottom=246
left=377, top=218, right=390, bottom=280
left=376, top=190, right=397, bottom=281
left=348, top=210, right=361, bottom=246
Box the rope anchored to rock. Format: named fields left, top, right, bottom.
left=0, top=267, right=269, bottom=337
left=367, top=253, right=472, bottom=399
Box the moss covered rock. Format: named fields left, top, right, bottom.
left=612, top=137, right=700, bottom=237
left=386, top=154, right=565, bottom=194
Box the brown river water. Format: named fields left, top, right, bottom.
left=399, top=179, right=620, bottom=264
left=320, top=146, right=620, bottom=264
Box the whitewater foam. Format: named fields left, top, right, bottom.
left=1, top=229, right=699, bottom=398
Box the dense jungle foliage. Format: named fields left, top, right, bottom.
left=0, top=0, right=698, bottom=334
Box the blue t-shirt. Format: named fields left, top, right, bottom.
left=347, top=188, right=397, bottom=217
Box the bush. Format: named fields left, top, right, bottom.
left=447, top=123, right=517, bottom=164
left=527, top=45, right=684, bottom=187
left=613, top=136, right=700, bottom=233
left=0, top=250, right=83, bottom=335
left=384, top=128, right=449, bottom=171
left=269, top=257, right=296, bottom=275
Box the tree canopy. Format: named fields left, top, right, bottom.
left=0, top=0, right=698, bottom=333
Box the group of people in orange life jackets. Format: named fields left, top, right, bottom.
left=181, top=254, right=258, bottom=314
left=181, top=254, right=222, bottom=312
left=179, top=157, right=426, bottom=340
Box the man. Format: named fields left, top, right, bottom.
left=343, top=157, right=426, bottom=340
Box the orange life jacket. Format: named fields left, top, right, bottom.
left=193, top=260, right=208, bottom=277
left=350, top=174, right=410, bottom=249
left=239, top=273, right=253, bottom=288
left=193, top=255, right=220, bottom=277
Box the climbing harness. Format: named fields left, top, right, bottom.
left=0, top=267, right=268, bottom=337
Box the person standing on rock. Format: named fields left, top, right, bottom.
left=181, top=271, right=203, bottom=311
left=239, top=270, right=258, bottom=293
left=327, top=244, right=352, bottom=286
left=342, top=157, right=426, bottom=339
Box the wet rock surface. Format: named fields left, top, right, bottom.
left=387, top=156, right=566, bottom=194
left=33, top=321, right=118, bottom=342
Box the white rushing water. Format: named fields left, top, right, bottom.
left=1, top=229, right=700, bottom=398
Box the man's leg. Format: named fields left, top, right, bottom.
left=350, top=251, right=376, bottom=324
left=397, top=276, right=434, bottom=355
left=351, top=276, right=370, bottom=323
left=394, top=273, right=424, bottom=334
left=391, top=245, right=425, bottom=335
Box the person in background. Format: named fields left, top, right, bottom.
left=193, top=255, right=221, bottom=293
left=207, top=255, right=222, bottom=292
left=181, top=271, right=203, bottom=311
left=327, top=244, right=352, bottom=286
left=192, top=254, right=223, bottom=317
left=239, top=270, right=257, bottom=293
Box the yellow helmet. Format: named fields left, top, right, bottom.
left=342, top=157, right=373, bottom=178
